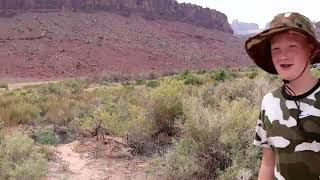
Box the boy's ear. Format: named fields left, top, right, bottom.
left=309, top=43, right=320, bottom=62
left=308, top=43, right=316, bottom=56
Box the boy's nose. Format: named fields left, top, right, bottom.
left=277, top=51, right=289, bottom=62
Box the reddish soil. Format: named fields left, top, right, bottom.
left=0, top=11, right=251, bottom=82
left=47, top=137, right=158, bottom=180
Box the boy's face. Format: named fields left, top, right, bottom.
left=271, top=32, right=314, bottom=80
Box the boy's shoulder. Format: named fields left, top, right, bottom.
left=261, top=82, right=320, bottom=107
left=261, top=86, right=283, bottom=106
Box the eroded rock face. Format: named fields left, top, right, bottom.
left=0, top=0, right=233, bottom=33
left=231, top=20, right=260, bottom=36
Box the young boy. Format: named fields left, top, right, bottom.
left=245, top=12, right=320, bottom=180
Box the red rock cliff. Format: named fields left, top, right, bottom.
left=0, top=0, right=233, bottom=33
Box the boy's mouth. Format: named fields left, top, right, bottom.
left=280, top=64, right=293, bottom=68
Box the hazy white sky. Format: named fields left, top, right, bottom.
left=176, top=0, right=320, bottom=29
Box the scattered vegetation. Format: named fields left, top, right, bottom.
left=0, top=82, right=8, bottom=89
left=0, top=131, right=48, bottom=180
left=0, top=68, right=277, bottom=179
left=146, top=80, right=160, bottom=88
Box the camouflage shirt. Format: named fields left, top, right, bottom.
left=254, top=81, right=320, bottom=180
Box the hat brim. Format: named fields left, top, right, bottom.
left=245, top=26, right=320, bottom=74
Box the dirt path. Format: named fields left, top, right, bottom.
left=47, top=139, right=154, bottom=180
left=7, top=81, right=60, bottom=90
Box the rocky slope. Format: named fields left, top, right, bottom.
left=0, top=11, right=251, bottom=82
left=0, top=0, right=232, bottom=33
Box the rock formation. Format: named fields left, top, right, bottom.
left=0, top=0, right=233, bottom=33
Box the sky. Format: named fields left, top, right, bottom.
left=176, top=0, right=320, bottom=29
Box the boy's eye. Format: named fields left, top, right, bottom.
left=289, top=44, right=297, bottom=48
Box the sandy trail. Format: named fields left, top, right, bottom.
left=47, top=140, right=153, bottom=180
left=7, top=81, right=60, bottom=90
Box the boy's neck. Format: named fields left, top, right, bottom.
left=286, top=72, right=319, bottom=96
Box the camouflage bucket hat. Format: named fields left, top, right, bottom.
left=245, top=12, right=320, bottom=74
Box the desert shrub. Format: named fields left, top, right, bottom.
left=149, top=79, right=183, bottom=136
left=181, top=96, right=230, bottom=179
left=202, top=77, right=272, bottom=107
left=214, top=77, right=255, bottom=102
left=135, top=79, right=147, bottom=85
left=217, top=145, right=261, bottom=180
left=161, top=95, right=262, bottom=179
left=73, top=95, right=128, bottom=137
left=0, top=82, right=8, bottom=89
left=179, top=69, right=192, bottom=80
left=0, top=95, right=41, bottom=125
left=40, top=97, right=91, bottom=127
left=216, top=99, right=261, bottom=180
left=37, top=83, right=65, bottom=96
left=0, top=132, right=48, bottom=180
left=146, top=80, right=160, bottom=88
left=311, top=68, right=320, bottom=77
left=246, top=68, right=260, bottom=79
left=61, top=79, right=89, bottom=94
left=36, top=145, right=56, bottom=161
left=184, top=73, right=203, bottom=85
left=163, top=139, right=199, bottom=179
left=212, top=69, right=233, bottom=82
left=0, top=118, right=3, bottom=143
left=127, top=105, right=156, bottom=154
left=35, top=129, right=61, bottom=145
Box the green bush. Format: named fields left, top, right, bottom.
left=0, top=82, right=8, bottom=89
left=35, top=129, right=61, bottom=145
left=311, top=68, right=320, bottom=78
left=161, top=95, right=261, bottom=179
left=163, top=139, right=199, bottom=179
left=41, top=97, right=84, bottom=126
left=0, top=96, right=41, bottom=125
left=37, top=83, right=65, bottom=96
left=181, top=96, right=230, bottom=179
left=135, top=79, right=147, bottom=85
left=212, top=69, right=233, bottom=82
left=146, top=80, right=160, bottom=88
left=62, top=79, right=89, bottom=94
left=246, top=68, right=259, bottom=79
left=0, top=132, right=48, bottom=180
left=184, top=73, right=203, bottom=85
left=217, top=99, right=261, bottom=180
left=149, top=80, right=183, bottom=135
left=127, top=104, right=156, bottom=155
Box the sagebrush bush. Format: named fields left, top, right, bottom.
left=212, top=69, right=234, bottom=82
left=181, top=96, right=231, bottom=179
left=216, top=99, right=261, bottom=180
left=162, top=91, right=262, bottom=179
left=135, top=79, right=147, bottom=85
left=146, top=80, right=160, bottom=88
left=0, top=132, right=48, bottom=180
left=311, top=68, right=320, bottom=77
left=246, top=68, right=260, bottom=79
left=127, top=104, right=156, bottom=154
left=37, top=83, right=65, bottom=96
left=202, top=76, right=274, bottom=107
left=35, top=129, right=61, bottom=145
left=214, top=77, right=255, bottom=102
left=149, top=79, right=184, bottom=136
left=184, top=73, right=203, bottom=85
left=163, top=139, right=199, bottom=179
left=0, top=82, right=8, bottom=89
left=0, top=95, right=41, bottom=125
left=61, top=79, right=89, bottom=94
